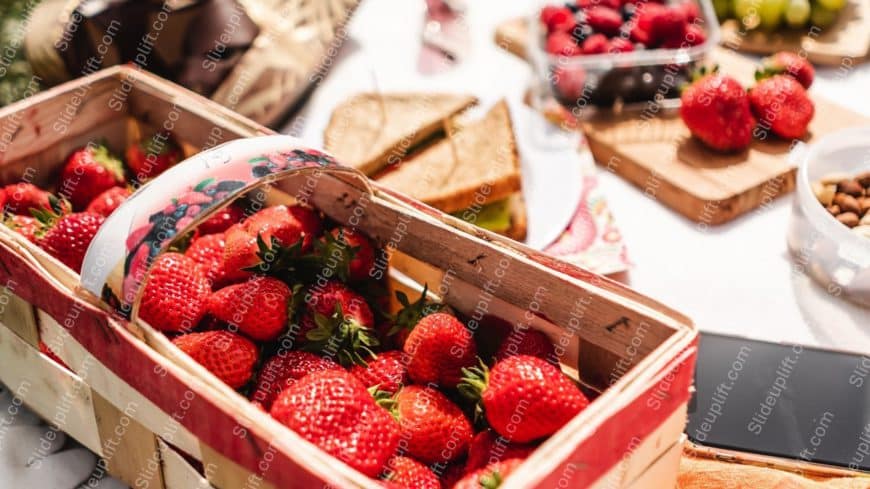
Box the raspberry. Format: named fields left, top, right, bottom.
left=649, top=6, right=688, bottom=43
left=609, top=37, right=635, bottom=52
left=678, top=1, right=700, bottom=21
left=581, top=33, right=610, bottom=54
left=541, top=6, right=576, bottom=32
left=570, top=22, right=594, bottom=43
left=578, top=0, right=621, bottom=10
left=585, top=6, right=624, bottom=36
left=684, top=24, right=706, bottom=46
left=630, top=23, right=653, bottom=46
left=552, top=65, right=588, bottom=101
left=546, top=31, right=581, bottom=56
left=635, top=2, right=669, bottom=45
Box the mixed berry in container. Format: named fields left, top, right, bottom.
left=532, top=0, right=717, bottom=110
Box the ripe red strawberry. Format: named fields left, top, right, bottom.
left=59, top=144, right=124, bottom=210
left=460, top=355, right=589, bottom=443
left=546, top=31, right=580, bottom=56
left=207, top=276, right=292, bottom=341
left=221, top=223, right=257, bottom=283
left=126, top=132, right=182, bottom=181
left=171, top=331, right=257, bottom=389
left=381, top=286, right=443, bottom=349
left=438, top=463, right=466, bottom=489
left=35, top=211, right=104, bottom=272
left=3, top=183, right=53, bottom=215
left=581, top=33, right=610, bottom=54
left=139, top=252, right=211, bottom=332
left=184, top=232, right=227, bottom=286
left=680, top=73, right=755, bottom=152
left=403, top=312, right=477, bottom=388
left=350, top=350, right=409, bottom=394
left=465, top=430, right=536, bottom=473
left=245, top=204, right=321, bottom=252
left=85, top=186, right=130, bottom=217
left=198, top=203, right=245, bottom=235
left=381, top=456, right=441, bottom=489
left=540, top=6, right=576, bottom=32
left=759, top=51, right=814, bottom=89
left=304, top=280, right=375, bottom=328
left=608, top=37, right=634, bottom=52
left=585, top=6, right=623, bottom=36
left=270, top=369, right=400, bottom=478
left=4, top=214, right=38, bottom=242
left=380, top=385, right=473, bottom=465
left=325, top=227, right=376, bottom=282
left=300, top=281, right=378, bottom=365
left=452, top=458, right=524, bottom=489
left=249, top=351, right=340, bottom=410
left=749, top=75, right=814, bottom=140
left=494, top=327, right=556, bottom=365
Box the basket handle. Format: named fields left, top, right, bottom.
left=80, top=135, right=373, bottom=317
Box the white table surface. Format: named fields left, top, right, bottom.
left=286, top=0, right=870, bottom=353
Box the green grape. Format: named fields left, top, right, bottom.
left=815, top=0, right=846, bottom=11
left=785, top=0, right=811, bottom=27
left=713, top=0, right=733, bottom=19
left=734, top=0, right=761, bottom=28
left=809, top=3, right=838, bottom=27
left=758, top=0, right=788, bottom=30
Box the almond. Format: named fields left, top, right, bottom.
left=837, top=180, right=864, bottom=197
left=813, top=182, right=837, bottom=206
left=837, top=212, right=860, bottom=228
left=833, top=193, right=861, bottom=215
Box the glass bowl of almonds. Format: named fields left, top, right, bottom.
left=787, top=126, right=870, bottom=307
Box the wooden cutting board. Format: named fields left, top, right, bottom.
left=496, top=18, right=869, bottom=224
left=719, top=0, right=870, bottom=66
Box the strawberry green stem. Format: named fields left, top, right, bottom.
left=458, top=358, right=489, bottom=403
left=480, top=469, right=504, bottom=489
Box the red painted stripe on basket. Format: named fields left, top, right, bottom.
left=533, top=343, right=697, bottom=488
left=0, top=244, right=334, bottom=488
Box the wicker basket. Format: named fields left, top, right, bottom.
left=0, top=67, right=697, bottom=489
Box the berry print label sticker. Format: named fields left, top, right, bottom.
left=79, top=135, right=371, bottom=318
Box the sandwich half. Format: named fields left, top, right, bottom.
left=324, top=92, right=478, bottom=176
left=375, top=99, right=526, bottom=240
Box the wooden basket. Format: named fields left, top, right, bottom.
left=0, top=65, right=269, bottom=489
left=0, top=68, right=697, bottom=488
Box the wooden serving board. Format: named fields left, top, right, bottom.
left=719, top=0, right=870, bottom=66
left=495, top=18, right=869, bottom=224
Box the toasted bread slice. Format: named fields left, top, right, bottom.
left=323, top=93, right=478, bottom=176
left=504, top=193, right=527, bottom=241
left=375, top=99, right=521, bottom=214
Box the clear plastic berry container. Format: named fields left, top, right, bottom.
left=527, top=0, right=720, bottom=116
left=787, top=126, right=870, bottom=308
